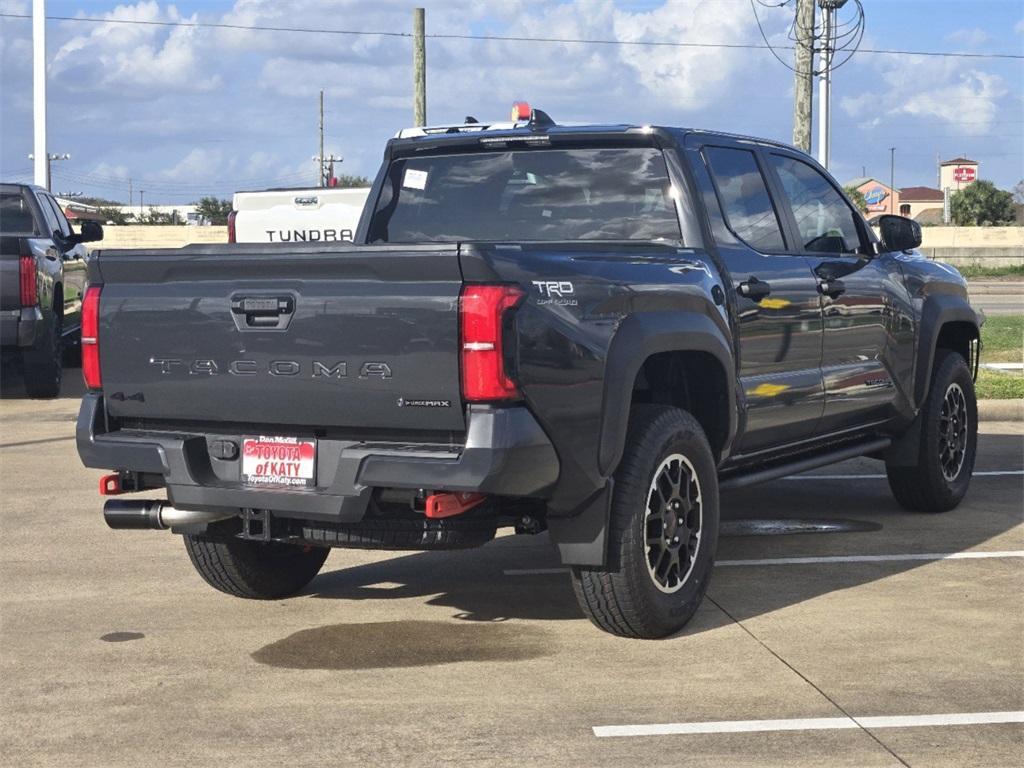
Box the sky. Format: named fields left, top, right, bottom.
left=1, top=0, right=1022, bottom=204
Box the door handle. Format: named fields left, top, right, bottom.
left=818, top=278, right=846, bottom=299
left=230, top=295, right=295, bottom=330
left=737, top=277, right=771, bottom=300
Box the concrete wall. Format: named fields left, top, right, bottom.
left=97, top=225, right=227, bottom=249
left=919, top=227, right=1022, bottom=248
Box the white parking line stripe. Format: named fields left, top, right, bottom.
left=504, top=550, right=1024, bottom=576
left=716, top=550, right=1024, bottom=567
left=782, top=470, right=1022, bottom=480
left=592, top=711, right=1024, bottom=738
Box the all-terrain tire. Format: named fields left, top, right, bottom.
left=886, top=349, right=977, bottom=512
left=22, top=312, right=63, bottom=398
left=183, top=535, right=330, bottom=599
left=571, top=405, right=719, bottom=639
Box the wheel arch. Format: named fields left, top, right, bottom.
left=915, top=295, right=980, bottom=408
left=597, top=311, right=736, bottom=477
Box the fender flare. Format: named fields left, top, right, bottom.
left=597, top=310, right=736, bottom=477
left=913, top=294, right=980, bottom=407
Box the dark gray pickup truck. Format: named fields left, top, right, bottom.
left=1, top=183, right=101, bottom=396
left=77, top=109, right=981, bottom=638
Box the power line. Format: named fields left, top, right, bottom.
left=0, top=12, right=1021, bottom=60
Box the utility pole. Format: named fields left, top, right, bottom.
left=318, top=89, right=325, bottom=188
left=32, top=0, right=47, bottom=188
left=128, top=178, right=133, bottom=208
left=413, top=7, right=426, bottom=127
left=817, top=1, right=848, bottom=169
left=889, top=147, right=896, bottom=215
left=139, top=190, right=145, bottom=214
left=792, top=0, right=815, bottom=153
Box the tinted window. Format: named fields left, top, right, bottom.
left=35, top=192, right=61, bottom=236
left=368, top=147, right=680, bottom=243
left=0, top=191, right=37, bottom=234
left=769, top=154, right=862, bottom=254
left=44, top=196, right=72, bottom=237
left=704, top=147, right=785, bottom=252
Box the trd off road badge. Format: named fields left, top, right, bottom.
left=532, top=280, right=578, bottom=306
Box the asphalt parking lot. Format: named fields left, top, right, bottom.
left=2, top=370, right=1022, bottom=768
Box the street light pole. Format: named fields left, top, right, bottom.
left=889, top=147, right=896, bottom=215
left=816, top=0, right=848, bottom=170
left=32, top=0, right=47, bottom=188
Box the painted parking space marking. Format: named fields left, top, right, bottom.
left=781, top=470, right=1022, bottom=480
left=592, top=710, right=1024, bottom=738
left=504, top=550, right=1024, bottom=576
left=716, top=550, right=1024, bottom=567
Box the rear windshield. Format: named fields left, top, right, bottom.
left=0, top=190, right=37, bottom=235
left=367, top=147, right=680, bottom=243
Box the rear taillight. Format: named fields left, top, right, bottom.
left=459, top=284, right=524, bottom=402
left=82, top=285, right=102, bottom=389
left=227, top=210, right=237, bottom=243
left=19, top=255, right=37, bottom=306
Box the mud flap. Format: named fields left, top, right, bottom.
left=546, top=480, right=614, bottom=567
left=883, top=413, right=923, bottom=467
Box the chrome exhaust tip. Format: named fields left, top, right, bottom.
left=103, top=500, right=234, bottom=530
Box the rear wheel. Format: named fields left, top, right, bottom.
left=886, top=350, right=977, bottom=512
left=183, top=534, right=329, bottom=599
left=571, top=405, right=719, bottom=639
left=22, top=312, right=63, bottom=398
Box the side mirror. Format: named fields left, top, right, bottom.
left=78, top=221, right=104, bottom=243
left=878, top=214, right=921, bottom=253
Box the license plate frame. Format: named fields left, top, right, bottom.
left=241, top=436, right=316, bottom=488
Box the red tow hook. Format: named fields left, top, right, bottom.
left=99, top=473, right=122, bottom=496
left=424, top=492, right=486, bottom=519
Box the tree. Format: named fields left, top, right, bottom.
left=331, top=174, right=371, bottom=188
left=844, top=185, right=868, bottom=213
left=195, top=196, right=233, bottom=225
left=97, top=206, right=132, bottom=225
left=949, top=180, right=1015, bottom=226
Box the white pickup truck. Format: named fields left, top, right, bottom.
left=229, top=187, right=371, bottom=244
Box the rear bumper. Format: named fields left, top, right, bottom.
left=76, top=394, right=559, bottom=522
left=0, top=307, right=42, bottom=348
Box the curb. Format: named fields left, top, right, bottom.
left=966, top=281, right=1024, bottom=296
left=978, top=399, right=1023, bottom=422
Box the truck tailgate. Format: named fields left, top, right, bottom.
left=95, top=243, right=465, bottom=433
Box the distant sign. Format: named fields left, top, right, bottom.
left=864, top=185, right=888, bottom=211
left=864, top=186, right=887, bottom=205
left=953, top=166, right=976, bottom=184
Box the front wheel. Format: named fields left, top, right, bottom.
left=571, top=405, right=719, bottom=639
left=183, top=534, right=330, bottom=599
left=886, top=350, right=977, bottom=512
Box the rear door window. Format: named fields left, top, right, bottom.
left=43, top=195, right=73, bottom=238
left=704, top=147, right=786, bottom=253
left=0, top=190, right=37, bottom=234
left=368, top=147, right=680, bottom=243
left=768, top=154, right=863, bottom=254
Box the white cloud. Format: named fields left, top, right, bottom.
left=50, top=1, right=220, bottom=92
left=841, top=53, right=1008, bottom=136
left=945, top=28, right=989, bottom=48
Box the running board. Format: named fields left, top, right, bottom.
left=719, top=437, right=891, bottom=490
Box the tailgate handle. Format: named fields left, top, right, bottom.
left=230, top=296, right=295, bottom=330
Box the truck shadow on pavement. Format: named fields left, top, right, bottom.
left=303, top=437, right=1021, bottom=644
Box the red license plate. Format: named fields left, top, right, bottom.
left=241, top=436, right=316, bottom=488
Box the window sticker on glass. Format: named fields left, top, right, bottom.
left=403, top=168, right=428, bottom=190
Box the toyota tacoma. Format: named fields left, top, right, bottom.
left=77, top=105, right=981, bottom=638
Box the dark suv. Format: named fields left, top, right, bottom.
left=1, top=183, right=101, bottom=396
left=77, top=109, right=980, bottom=638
